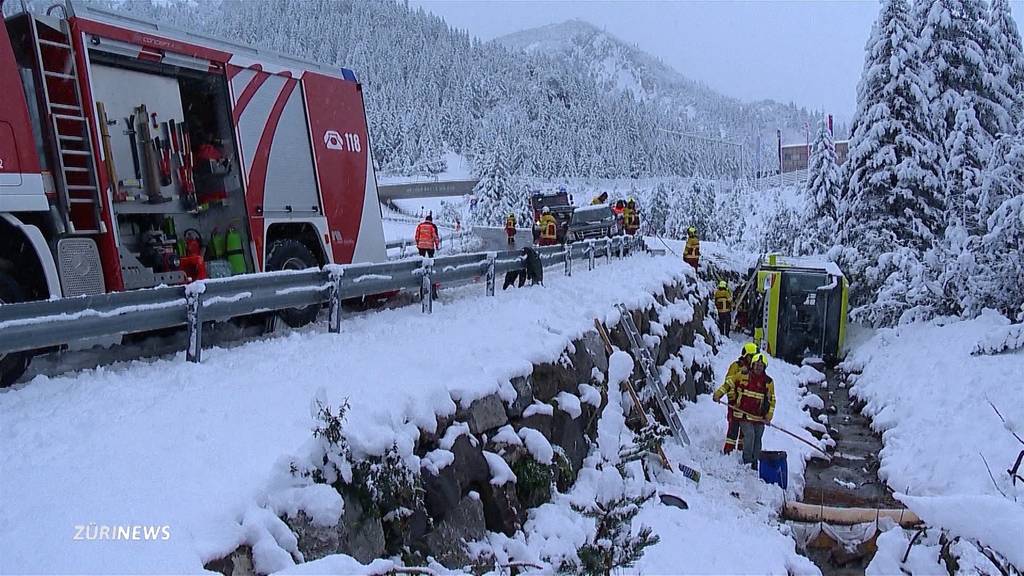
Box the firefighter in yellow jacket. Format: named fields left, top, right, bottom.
left=717, top=342, right=757, bottom=454
left=537, top=207, right=558, bottom=246
left=683, top=226, right=700, bottom=269
left=714, top=280, right=734, bottom=337
left=714, top=353, right=776, bottom=469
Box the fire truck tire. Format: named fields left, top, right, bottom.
left=0, top=272, right=32, bottom=388
left=265, top=239, right=321, bottom=328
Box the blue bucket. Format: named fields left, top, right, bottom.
left=759, top=450, right=788, bottom=489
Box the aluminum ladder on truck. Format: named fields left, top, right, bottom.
left=30, top=15, right=106, bottom=235
left=614, top=303, right=691, bottom=447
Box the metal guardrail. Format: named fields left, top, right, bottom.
left=0, top=235, right=643, bottom=364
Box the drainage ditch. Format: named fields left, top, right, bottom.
left=789, top=365, right=914, bottom=575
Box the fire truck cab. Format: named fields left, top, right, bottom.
left=0, top=1, right=386, bottom=385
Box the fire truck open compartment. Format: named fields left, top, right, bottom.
left=85, top=48, right=253, bottom=288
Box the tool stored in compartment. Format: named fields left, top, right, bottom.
left=96, top=102, right=123, bottom=202
left=135, top=104, right=171, bottom=205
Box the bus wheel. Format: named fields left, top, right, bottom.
left=0, top=272, right=32, bottom=387
left=265, top=239, right=321, bottom=328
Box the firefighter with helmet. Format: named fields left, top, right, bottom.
left=591, top=191, right=609, bottom=205
left=716, top=342, right=757, bottom=454
left=683, top=226, right=700, bottom=269
left=714, top=280, right=734, bottom=337
left=537, top=206, right=558, bottom=246
left=714, top=352, right=775, bottom=469
left=505, top=213, right=517, bottom=247
left=623, top=198, right=640, bottom=235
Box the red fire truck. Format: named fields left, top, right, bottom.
left=0, top=1, right=387, bottom=384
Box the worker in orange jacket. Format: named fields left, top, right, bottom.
left=415, top=214, right=440, bottom=257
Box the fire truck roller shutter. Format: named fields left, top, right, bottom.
left=302, top=72, right=386, bottom=265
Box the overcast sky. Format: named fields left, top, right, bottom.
left=409, top=0, right=1024, bottom=123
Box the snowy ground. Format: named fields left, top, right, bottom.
left=288, top=336, right=827, bottom=576
left=0, top=251, right=691, bottom=573
left=844, top=313, right=1024, bottom=570
left=635, top=335, right=827, bottom=575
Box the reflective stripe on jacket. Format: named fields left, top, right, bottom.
left=714, top=288, right=733, bottom=313
left=735, top=372, right=775, bottom=422
left=415, top=222, right=439, bottom=250
left=539, top=214, right=558, bottom=240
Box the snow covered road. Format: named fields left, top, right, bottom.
left=0, top=252, right=689, bottom=573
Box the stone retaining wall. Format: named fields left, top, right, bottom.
left=206, top=276, right=718, bottom=574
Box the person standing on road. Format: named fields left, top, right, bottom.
left=537, top=207, right=558, bottom=246
left=505, top=213, right=517, bottom=247
left=714, top=280, right=734, bottom=336
left=623, top=198, right=640, bottom=235
left=415, top=214, right=440, bottom=257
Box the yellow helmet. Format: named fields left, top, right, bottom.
left=742, top=342, right=757, bottom=357
left=718, top=280, right=727, bottom=289
left=752, top=353, right=768, bottom=367
left=687, top=226, right=697, bottom=235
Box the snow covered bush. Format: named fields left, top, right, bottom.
left=511, top=456, right=554, bottom=509
left=565, top=491, right=660, bottom=576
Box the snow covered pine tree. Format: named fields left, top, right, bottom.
left=471, top=142, right=514, bottom=227
left=800, top=119, right=841, bottom=255
left=839, top=0, right=944, bottom=325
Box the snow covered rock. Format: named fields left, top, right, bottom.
left=551, top=406, right=590, bottom=474
left=457, top=393, right=508, bottom=435
left=531, top=359, right=578, bottom=400
left=286, top=493, right=385, bottom=566
left=422, top=466, right=460, bottom=522
left=505, top=375, right=534, bottom=419
left=422, top=495, right=487, bottom=568
left=579, top=330, right=609, bottom=373
left=448, top=434, right=491, bottom=494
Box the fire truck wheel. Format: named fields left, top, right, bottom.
left=0, top=272, right=32, bottom=388
left=265, top=239, right=321, bottom=328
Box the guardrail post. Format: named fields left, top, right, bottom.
left=328, top=267, right=344, bottom=334
left=618, top=237, right=625, bottom=259
left=588, top=244, right=595, bottom=271
left=185, top=285, right=204, bottom=364
left=421, top=259, right=434, bottom=314
left=486, top=255, right=496, bottom=296
left=564, top=246, right=572, bottom=276
left=606, top=239, right=613, bottom=264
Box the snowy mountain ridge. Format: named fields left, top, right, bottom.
left=496, top=19, right=822, bottom=143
